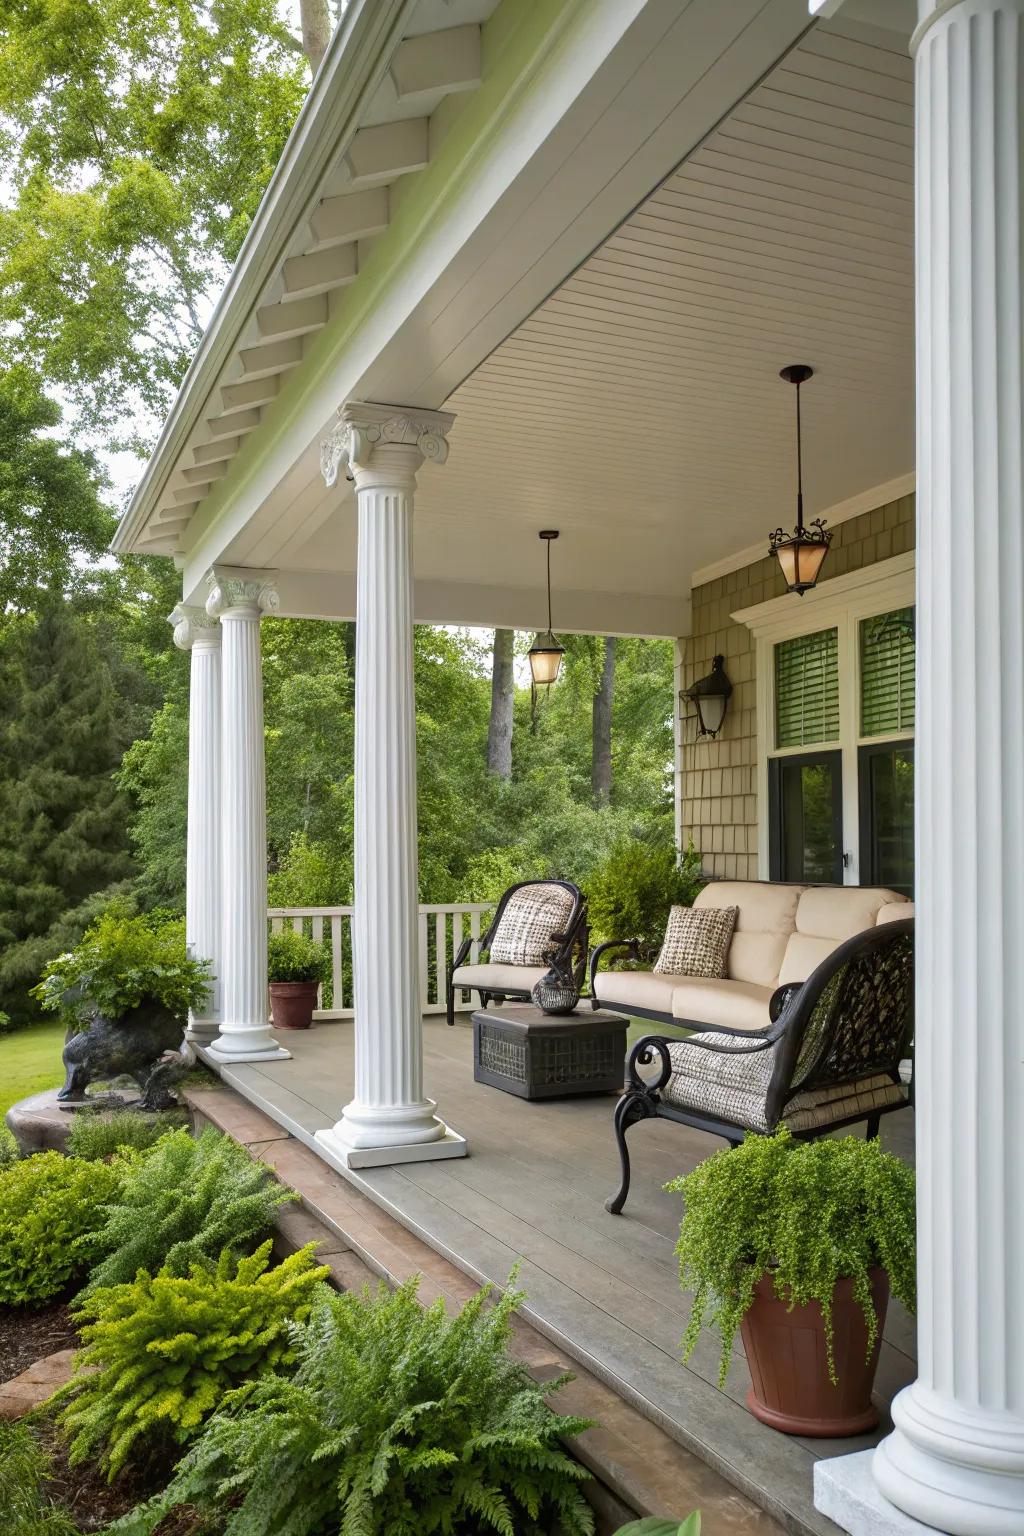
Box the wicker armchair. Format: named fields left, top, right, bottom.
left=446, top=879, right=588, bottom=1024
left=606, top=917, right=913, bottom=1213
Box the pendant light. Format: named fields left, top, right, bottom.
left=528, top=530, right=565, bottom=686
left=769, top=364, right=831, bottom=595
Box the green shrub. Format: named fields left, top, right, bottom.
left=110, top=1274, right=595, bottom=1536
left=58, top=1241, right=329, bottom=1479
left=0, top=1125, right=20, bottom=1169
left=615, top=1519, right=700, bottom=1536
left=0, top=1152, right=123, bottom=1306
left=64, top=1107, right=186, bottom=1161
left=587, top=841, right=704, bottom=961
left=84, top=1127, right=295, bottom=1295
left=668, top=1132, right=916, bottom=1386
left=0, top=1420, right=81, bottom=1536
left=31, top=900, right=211, bottom=1028
left=266, top=927, right=329, bottom=984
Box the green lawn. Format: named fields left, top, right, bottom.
left=0, top=1021, right=67, bottom=1118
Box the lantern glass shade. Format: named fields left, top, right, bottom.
left=774, top=534, right=830, bottom=595
left=528, top=633, right=564, bottom=686
left=694, top=691, right=728, bottom=737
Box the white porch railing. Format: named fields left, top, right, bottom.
left=267, top=904, right=491, bottom=1017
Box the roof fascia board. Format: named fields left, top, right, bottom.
left=111, top=0, right=414, bottom=554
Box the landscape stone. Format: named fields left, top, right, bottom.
left=0, top=1349, right=77, bottom=1420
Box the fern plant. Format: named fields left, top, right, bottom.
left=668, top=1131, right=916, bottom=1386
left=58, top=1241, right=329, bottom=1478
left=109, top=1274, right=595, bottom=1536
left=64, top=1107, right=186, bottom=1161
left=0, top=1152, right=123, bottom=1306
left=83, top=1127, right=295, bottom=1295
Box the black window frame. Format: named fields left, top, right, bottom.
left=858, top=738, right=915, bottom=896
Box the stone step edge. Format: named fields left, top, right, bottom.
left=184, top=1081, right=775, bottom=1534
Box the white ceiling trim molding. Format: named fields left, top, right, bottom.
left=691, top=471, right=916, bottom=589
left=731, top=548, right=915, bottom=641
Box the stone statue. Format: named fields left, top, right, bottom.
left=58, top=1003, right=191, bottom=1108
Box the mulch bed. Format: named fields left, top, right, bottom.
left=0, top=1293, right=80, bottom=1384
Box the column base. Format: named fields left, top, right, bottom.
left=206, top=1024, right=290, bottom=1064
left=315, top=1113, right=467, bottom=1170
left=871, top=1385, right=1024, bottom=1536
left=185, top=1016, right=222, bottom=1046
left=814, top=1451, right=943, bottom=1536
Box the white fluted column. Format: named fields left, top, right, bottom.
left=204, top=570, right=289, bottom=1064
left=169, top=605, right=222, bottom=1044
left=870, top=3, right=1024, bottom=1532
left=315, top=402, right=465, bottom=1168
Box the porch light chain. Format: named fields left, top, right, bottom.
left=320, top=402, right=453, bottom=488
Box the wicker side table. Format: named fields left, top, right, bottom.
left=471, top=1004, right=627, bottom=1100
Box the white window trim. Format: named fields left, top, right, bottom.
left=731, top=551, right=915, bottom=882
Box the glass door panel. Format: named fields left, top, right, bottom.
left=859, top=742, right=914, bottom=895
left=768, top=751, right=844, bottom=884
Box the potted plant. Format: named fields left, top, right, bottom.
left=267, top=929, right=329, bottom=1030
left=668, top=1131, right=915, bottom=1436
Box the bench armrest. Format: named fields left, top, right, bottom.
left=589, top=938, right=640, bottom=995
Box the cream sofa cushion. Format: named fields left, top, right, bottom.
left=877, top=900, right=914, bottom=924
left=594, top=969, right=681, bottom=1016
left=452, top=963, right=552, bottom=993
left=693, top=881, right=805, bottom=988
left=670, top=978, right=773, bottom=1033
left=778, top=887, right=909, bottom=985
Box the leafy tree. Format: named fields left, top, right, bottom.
left=0, top=366, right=114, bottom=611
left=0, top=606, right=145, bottom=1026
left=0, top=0, right=313, bottom=443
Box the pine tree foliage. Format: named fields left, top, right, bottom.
left=84, top=1128, right=295, bottom=1295
left=111, top=1274, right=596, bottom=1536
left=0, top=1152, right=123, bottom=1306
left=0, top=606, right=140, bottom=1026
left=58, top=1241, right=329, bottom=1478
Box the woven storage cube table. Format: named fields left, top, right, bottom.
left=472, top=1004, right=627, bottom=1099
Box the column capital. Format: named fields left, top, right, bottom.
left=320, top=400, right=455, bottom=489
left=169, top=603, right=221, bottom=652
left=205, top=567, right=280, bottom=620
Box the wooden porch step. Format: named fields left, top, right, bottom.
left=185, top=1082, right=786, bottom=1536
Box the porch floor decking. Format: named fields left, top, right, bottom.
left=204, top=1016, right=916, bottom=1536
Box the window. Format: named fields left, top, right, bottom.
left=775, top=628, right=839, bottom=747
left=736, top=554, right=916, bottom=889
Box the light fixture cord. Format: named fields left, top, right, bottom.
left=546, top=535, right=553, bottom=633
left=795, top=378, right=805, bottom=536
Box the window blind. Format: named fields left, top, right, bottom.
left=860, top=607, right=915, bottom=736
left=774, top=627, right=840, bottom=748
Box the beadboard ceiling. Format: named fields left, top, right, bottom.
left=273, top=10, right=915, bottom=630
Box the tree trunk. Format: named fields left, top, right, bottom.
left=299, top=0, right=332, bottom=72
left=487, top=628, right=514, bottom=779
left=592, top=637, right=616, bottom=807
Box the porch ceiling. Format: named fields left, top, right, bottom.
left=247, top=11, right=915, bottom=634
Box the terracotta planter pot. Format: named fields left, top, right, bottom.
left=740, top=1267, right=889, bottom=1437
left=269, top=980, right=319, bottom=1030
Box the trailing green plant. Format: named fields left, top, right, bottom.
left=0, top=1124, right=20, bottom=1169
left=58, top=1240, right=330, bottom=1479
left=31, top=900, right=211, bottom=1029
left=587, top=840, right=704, bottom=961
left=109, top=1272, right=596, bottom=1536
left=614, top=1518, right=700, bottom=1536
left=267, top=927, right=330, bottom=985
left=0, top=1420, right=81, bottom=1536
left=0, top=1152, right=123, bottom=1306
left=83, top=1127, right=295, bottom=1295
left=64, top=1107, right=187, bottom=1161
left=668, top=1132, right=916, bottom=1386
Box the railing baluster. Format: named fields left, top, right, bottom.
left=434, top=912, right=446, bottom=1009
left=331, top=915, right=343, bottom=1013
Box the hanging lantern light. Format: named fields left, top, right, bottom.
left=769, top=364, right=831, bottom=595
left=528, top=530, right=565, bottom=686
left=684, top=655, right=733, bottom=739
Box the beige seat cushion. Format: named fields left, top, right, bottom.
left=452, top=962, right=552, bottom=993
left=779, top=886, right=909, bottom=985
left=670, top=978, right=774, bottom=1033
left=693, top=881, right=805, bottom=988
left=663, top=1032, right=908, bottom=1135
left=488, top=883, right=575, bottom=967
left=593, top=969, right=680, bottom=1016
left=877, top=900, right=914, bottom=924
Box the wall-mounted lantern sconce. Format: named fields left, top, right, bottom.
left=683, top=655, right=733, bottom=739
